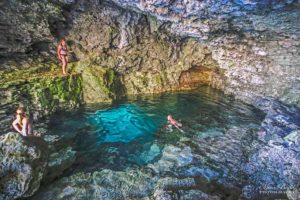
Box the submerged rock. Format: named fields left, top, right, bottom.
left=32, top=167, right=222, bottom=200
left=148, top=145, right=193, bottom=174
left=178, top=190, right=221, bottom=200
left=0, top=132, right=48, bottom=200
left=32, top=169, right=157, bottom=200
left=45, top=146, right=76, bottom=183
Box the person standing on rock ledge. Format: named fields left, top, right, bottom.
left=57, top=38, right=69, bottom=75
left=12, top=107, right=32, bottom=136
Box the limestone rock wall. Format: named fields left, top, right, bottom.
left=66, top=2, right=224, bottom=95
left=0, top=72, right=83, bottom=135
left=110, top=0, right=300, bottom=106
left=0, top=0, right=300, bottom=106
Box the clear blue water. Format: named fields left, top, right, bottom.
left=48, top=86, right=265, bottom=173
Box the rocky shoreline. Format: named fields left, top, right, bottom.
left=0, top=0, right=300, bottom=199
left=0, top=97, right=299, bottom=200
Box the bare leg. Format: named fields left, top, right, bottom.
left=65, top=56, right=69, bottom=74
left=62, top=56, right=67, bottom=75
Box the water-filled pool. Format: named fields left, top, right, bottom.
left=48, top=86, right=265, bottom=174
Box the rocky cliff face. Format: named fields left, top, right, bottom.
left=110, top=0, right=300, bottom=106
left=0, top=68, right=83, bottom=135
left=1, top=0, right=299, bottom=106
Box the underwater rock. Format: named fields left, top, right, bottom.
left=148, top=145, right=193, bottom=174
left=43, top=135, right=61, bottom=146
left=45, top=146, right=76, bottom=183
left=153, top=177, right=223, bottom=199
left=178, top=189, right=221, bottom=200
left=156, top=177, right=196, bottom=190
left=129, top=143, right=161, bottom=164
left=32, top=167, right=221, bottom=200
left=0, top=132, right=48, bottom=200
left=181, top=166, right=220, bottom=182
left=190, top=127, right=256, bottom=185
left=196, top=128, right=224, bottom=139
left=32, top=169, right=157, bottom=200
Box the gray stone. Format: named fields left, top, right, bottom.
left=178, top=189, right=221, bottom=200
left=0, top=132, right=48, bottom=200
left=148, top=145, right=193, bottom=174
left=1, top=0, right=300, bottom=106
left=45, top=146, right=76, bottom=183
left=32, top=169, right=157, bottom=200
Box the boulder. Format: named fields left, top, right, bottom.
left=45, top=146, right=76, bottom=183
left=0, top=132, right=48, bottom=200
left=147, top=145, right=193, bottom=174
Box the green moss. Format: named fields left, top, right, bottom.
left=154, top=73, right=163, bottom=85
left=5, top=73, right=84, bottom=117
left=105, top=69, right=115, bottom=86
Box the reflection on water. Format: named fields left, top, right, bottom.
left=48, top=86, right=265, bottom=172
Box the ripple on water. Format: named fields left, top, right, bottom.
left=47, top=86, right=265, bottom=172
left=88, top=104, right=157, bottom=143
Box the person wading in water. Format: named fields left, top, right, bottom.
left=57, top=38, right=69, bottom=75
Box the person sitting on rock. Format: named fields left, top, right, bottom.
left=57, top=38, right=69, bottom=75
left=167, top=115, right=184, bottom=132
left=12, top=107, right=32, bottom=136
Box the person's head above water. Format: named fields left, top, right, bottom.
left=167, top=115, right=173, bottom=121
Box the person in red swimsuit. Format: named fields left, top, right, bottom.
left=167, top=115, right=183, bottom=132
left=57, top=38, right=69, bottom=75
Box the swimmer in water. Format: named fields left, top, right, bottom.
left=167, top=115, right=184, bottom=132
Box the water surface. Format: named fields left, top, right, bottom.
left=48, top=86, right=265, bottom=173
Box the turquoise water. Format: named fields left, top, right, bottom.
left=48, top=87, right=265, bottom=172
